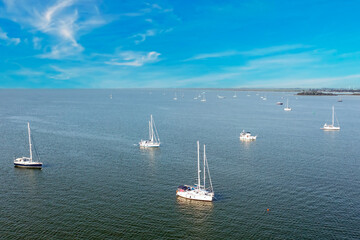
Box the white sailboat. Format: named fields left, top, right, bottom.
left=139, top=115, right=161, bottom=147
left=233, top=92, right=237, bottom=98
left=173, top=92, right=177, bottom=101
left=201, top=92, right=206, bottom=102
left=321, top=106, right=340, bottom=130
left=14, top=122, right=42, bottom=168
left=176, top=141, right=214, bottom=201
left=284, top=98, right=292, bottom=111
left=217, top=94, right=225, bottom=99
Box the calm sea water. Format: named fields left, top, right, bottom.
left=0, top=89, right=359, bottom=239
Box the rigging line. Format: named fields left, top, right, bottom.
left=205, top=155, right=213, bottom=192
left=153, top=120, right=160, bottom=142
left=31, top=135, right=41, bottom=161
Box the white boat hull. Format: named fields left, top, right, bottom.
left=139, top=140, right=160, bottom=148
left=321, top=126, right=340, bottom=131
left=284, top=108, right=292, bottom=111
left=14, top=157, right=42, bottom=168
left=176, top=190, right=214, bottom=202
left=240, top=136, right=257, bottom=141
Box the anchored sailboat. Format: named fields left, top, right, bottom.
left=139, top=115, right=161, bottom=147
left=201, top=92, right=206, bottom=102
left=14, top=122, right=42, bottom=168
left=284, top=98, right=292, bottom=111
left=321, top=106, right=340, bottom=130
left=176, top=141, right=214, bottom=201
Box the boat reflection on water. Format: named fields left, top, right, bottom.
left=176, top=196, right=214, bottom=220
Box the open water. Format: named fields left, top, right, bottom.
left=0, top=89, right=359, bottom=239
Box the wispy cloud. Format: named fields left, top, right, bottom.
left=237, top=53, right=318, bottom=71
left=132, top=29, right=156, bottom=44
left=32, top=37, right=42, bottom=50
left=105, top=51, right=161, bottom=67
left=1, top=0, right=110, bottom=59
left=185, top=44, right=311, bottom=61
left=241, top=44, right=310, bottom=56
left=184, top=51, right=238, bottom=61
left=0, top=28, right=20, bottom=45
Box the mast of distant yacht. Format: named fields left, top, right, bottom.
left=204, top=144, right=206, bottom=189
left=28, top=122, right=32, bottom=162
left=332, top=106, right=335, bottom=126
left=197, top=141, right=200, bottom=190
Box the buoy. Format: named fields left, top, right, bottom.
left=267, top=208, right=270, bottom=212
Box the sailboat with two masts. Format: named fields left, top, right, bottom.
left=176, top=141, right=214, bottom=201
left=14, top=122, right=42, bottom=168
left=321, top=106, right=340, bottom=130
left=139, top=115, right=161, bottom=148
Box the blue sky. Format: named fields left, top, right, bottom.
left=0, top=0, right=360, bottom=88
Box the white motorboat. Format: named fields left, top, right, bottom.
left=14, top=122, right=42, bottom=168
left=239, top=130, right=257, bottom=141
left=139, top=115, right=161, bottom=147
left=176, top=141, right=214, bottom=202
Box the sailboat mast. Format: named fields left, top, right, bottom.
left=28, top=122, right=33, bottom=162
left=150, top=115, right=154, bottom=141
left=197, top=141, right=200, bottom=190
left=204, top=144, right=206, bottom=189
left=332, top=106, right=335, bottom=126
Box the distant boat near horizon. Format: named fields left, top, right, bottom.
left=217, top=94, right=225, bottom=99
left=139, top=115, right=161, bottom=148
left=14, top=122, right=42, bottom=169
left=284, top=99, right=292, bottom=111
left=233, top=92, right=237, bottom=98
left=321, top=106, right=340, bottom=131
left=176, top=141, right=214, bottom=202
left=201, top=92, right=206, bottom=102
left=173, top=92, right=177, bottom=101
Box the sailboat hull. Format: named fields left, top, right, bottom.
left=139, top=140, right=160, bottom=148
left=176, top=190, right=214, bottom=202
left=14, top=163, right=42, bottom=168
left=321, top=126, right=340, bottom=130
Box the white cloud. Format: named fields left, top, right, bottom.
left=184, top=51, right=238, bottom=61
left=105, top=51, right=161, bottom=67
left=185, top=44, right=311, bottom=61
left=0, top=28, right=20, bottom=45
left=133, top=29, right=156, bottom=44
left=33, top=37, right=42, bottom=49
left=1, top=0, right=109, bottom=59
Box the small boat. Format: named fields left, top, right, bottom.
left=139, top=115, right=161, bottom=147
left=276, top=102, right=283, bottom=105
left=338, top=98, right=342, bottom=102
left=14, top=122, right=42, bottom=168
left=239, top=130, right=257, bottom=141
left=109, top=94, right=112, bottom=99
left=201, top=92, right=206, bottom=102
left=173, top=92, right=177, bottom=101
left=233, top=92, right=237, bottom=98
left=321, top=106, right=340, bottom=131
left=176, top=141, right=214, bottom=202
left=217, top=95, right=225, bottom=99
left=284, top=99, right=291, bottom=111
